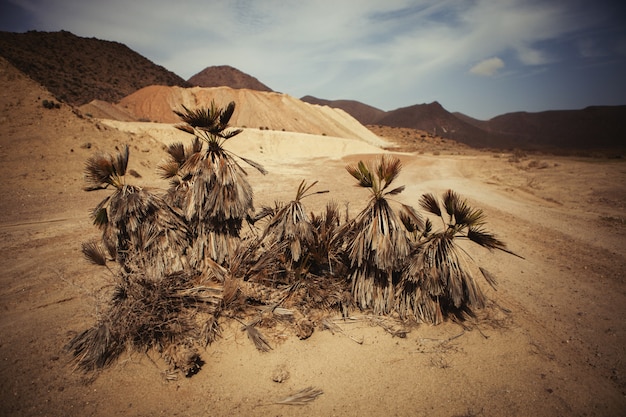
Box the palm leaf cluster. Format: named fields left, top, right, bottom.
left=85, top=146, right=190, bottom=275
left=345, top=155, right=519, bottom=322
left=256, top=181, right=333, bottom=274
left=163, top=101, right=267, bottom=266
left=68, top=101, right=518, bottom=379
left=345, top=156, right=413, bottom=314
left=396, top=190, right=517, bottom=323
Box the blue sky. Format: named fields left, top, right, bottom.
left=1, top=0, right=625, bottom=119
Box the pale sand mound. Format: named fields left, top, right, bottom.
left=99, top=119, right=388, bottom=165
left=116, top=85, right=390, bottom=148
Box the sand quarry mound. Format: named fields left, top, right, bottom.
left=2, top=55, right=626, bottom=416
left=83, top=85, right=390, bottom=149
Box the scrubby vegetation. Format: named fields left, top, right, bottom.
left=66, top=101, right=519, bottom=378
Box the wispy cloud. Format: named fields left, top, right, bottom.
left=4, top=0, right=625, bottom=118
left=470, top=58, right=505, bottom=76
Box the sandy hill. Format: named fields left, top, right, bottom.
left=0, top=30, right=189, bottom=106
left=2, top=53, right=626, bottom=417
left=188, top=65, right=273, bottom=92
left=108, top=85, right=389, bottom=147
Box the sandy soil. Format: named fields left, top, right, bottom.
left=1, top=56, right=626, bottom=417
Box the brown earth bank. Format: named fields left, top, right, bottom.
left=1, top=56, right=626, bottom=416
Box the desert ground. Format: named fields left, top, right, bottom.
left=1, top=58, right=625, bottom=417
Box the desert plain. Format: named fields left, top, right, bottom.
left=1, top=56, right=625, bottom=417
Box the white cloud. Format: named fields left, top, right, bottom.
left=469, top=57, right=505, bottom=76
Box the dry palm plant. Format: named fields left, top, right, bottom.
left=395, top=190, right=521, bottom=324
left=84, top=145, right=190, bottom=275
left=158, top=136, right=203, bottom=208
left=65, top=269, right=223, bottom=376
left=257, top=180, right=329, bottom=274
left=165, top=101, right=267, bottom=267
left=345, top=155, right=418, bottom=315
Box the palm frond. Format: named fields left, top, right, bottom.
left=377, top=154, right=402, bottom=191
left=158, top=161, right=181, bottom=179
left=173, top=104, right=220, bottom=130
left=479, top=266, right=498, bottom=289
left=451, top=195, right=485, bottom=227
left=219, top=128, right=243, bottom=139
left=443, top=189, right=459, bottom=217
left=113, top=145, right=129, bottom=177
left=236, top=154, right=267, bottom=175
left=174, top=124, right=194, bottom=134
left=385, top=185, right=405, bottom=196
left=467, top=227, right=523, bottom=258
left=275, top=387, right=323, bottom=405
left=84, top=154, right=115, bottom=189
left=84, top=146, right=129, bottom=190
left=398, top=203, right=425, bottom=234
left=346, top=160, right=374, bottom=189
left=91, top=204, right=109, bottom=228
left=419, top=193, right=442, bottom=217
left=165, top=142, right=187, bottom=164
left=244, top=324, right=272, bottom=352
left=219, top=101, right=236, bottom=127
left=81, top=240, right=108, bottom=266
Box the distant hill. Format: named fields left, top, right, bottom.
left=315, top=98, right=626, bottom=150
left=374, top=101, right=510, bottom=148
left=300, top=95, right=385, bottom=125
left=188, top=65, right=273, bottom=92
left=482, top=106, right=626, bottom=149
left=0, top=30, right=190, bottom=106
left=3, top=30, right=622, bottom=151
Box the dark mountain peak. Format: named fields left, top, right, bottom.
left=187, top=65, right=273, bottom=92
left=0, top=30, right=189, bottom=105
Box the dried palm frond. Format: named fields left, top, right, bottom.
left=81, top=240, right=108, bottom=266
left=66, top=270, right=222, bottom=374
left=244, top=324, right=272, bottom=352
left=275, top=387, right=324, bottom=405
left=84, top=145, right=129, bottom=190
left=468, top=227, right=523, bottom=258
left=419, top=192, right=442, bottom=217
left=346, top=154, right=402, bottom=197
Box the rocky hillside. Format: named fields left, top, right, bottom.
left=188, top=65, right=273, bottom=92
left=317, top=98, right=626, bottom=151
left=0, top=30, right=189, bottom=106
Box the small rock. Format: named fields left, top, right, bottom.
left=271, top=365, right=290, bottom=383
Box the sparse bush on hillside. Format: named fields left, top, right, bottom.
left=42, top=99, right=60, bottom=109
left=67, top=100, right=520, bottom=379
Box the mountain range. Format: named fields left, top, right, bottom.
left=1, top=30, right=624, bottom=151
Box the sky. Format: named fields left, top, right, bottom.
left=1, top=0, right=625, bottom=120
